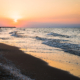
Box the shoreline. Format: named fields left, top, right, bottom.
left=25, top=51, right=80, bottom=78
left=0, top=43, right=80, bottom=80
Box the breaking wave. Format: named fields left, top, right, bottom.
left=42, top=39, right=80, bottom=56
left=0, top=63, right=34, bottom=80
left=10, top=31, right=28, bottom=38
left=47, top=32, right=71, bottom=38
left=0, top=54, right=34, bottom=80
left=35, top=36, right=80, bottom=56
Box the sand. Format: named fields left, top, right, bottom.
left=0, top=43, right=80, bottom=80
left=26, top=52, right=80, bottom=78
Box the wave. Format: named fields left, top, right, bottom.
left=35, top=36, right=80, bottom=56
left=9, top=31, right=28, bottom=38
left=35, top=36, right=46, bottom=40
left=0, top=54, right=34, bottom=80
left=42, top=39, right=80, bottom=56
left=0, top=37, right=10, bottom=40
left=0, top=63, right=34, bottom=80
left=47, top=32, right=71, bottom=38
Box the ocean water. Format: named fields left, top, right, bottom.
left=0, top=27, right=80, bottom=78
left=0, top=28, right=80, bottom=64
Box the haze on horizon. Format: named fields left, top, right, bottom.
left=0, top=0, right=80, bottom=27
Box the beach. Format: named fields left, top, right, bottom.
left=0, top=43, right=80, bottom=80
left=0, top=0, right=80, bottom=79
left=0, top=27, right=80, bottom=80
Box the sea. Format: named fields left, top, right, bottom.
left=0, top=27, right=80, bottom=79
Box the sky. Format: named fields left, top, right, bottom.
left=0, top=0, right=80, bottom=27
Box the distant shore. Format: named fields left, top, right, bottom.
left=0, top=27, right=16, bottom=28
left=0, top=43, right=80, bottom=80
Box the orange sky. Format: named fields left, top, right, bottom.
left=0, top=0, right=80, bottom=27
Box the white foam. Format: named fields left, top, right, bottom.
left=47, top=32, right=53, bottom=35
left=0, top=63, right=34, bottom=80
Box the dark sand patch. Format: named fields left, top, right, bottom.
left=0, top=43, right=80, bottom=80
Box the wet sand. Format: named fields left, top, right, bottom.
left=26, top=51, right=80, bottom=78
left=0, top=43, right=80, bottom=80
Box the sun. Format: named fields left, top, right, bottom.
left=14, top=19, right=17, bottom=22
left=10, top=14, right=22, bottom=23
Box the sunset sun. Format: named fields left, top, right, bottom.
left=14, top=19, right=17, bottom=22
left=11, top=14, right=22, bottom=23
